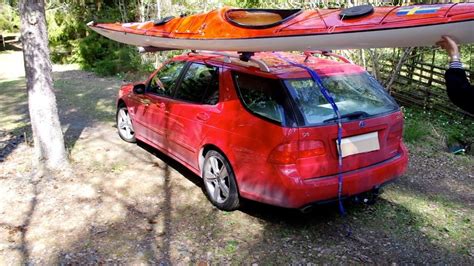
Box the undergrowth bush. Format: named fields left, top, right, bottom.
left=46, top=3, right=154, bottom=77
left=79, top=33, right=153, bottom=76
left=0, top=4, right=19, bottom=33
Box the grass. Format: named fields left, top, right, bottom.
left=369, top=187, right=474, bottom=255
left=0, top=79, right=29, bottom=133
left=224, top=240, right=238, bottom=255
left=53, top=77, right=118, bottom=124
left=402, top=106, right=474, bottom=150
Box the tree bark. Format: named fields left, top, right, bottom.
left=368, top=48, right=381, bottom=81
left=19, top=0, right=69, bottom=172
left=385, top=47, right=415, bottom=93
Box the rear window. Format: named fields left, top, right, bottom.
left=233, top=72, right=296, bottom=126
left=284, top=72, right=398, bottom=125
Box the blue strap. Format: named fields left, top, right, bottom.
left=275, top=53, right=347, bottom=219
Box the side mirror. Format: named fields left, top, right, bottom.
left=133, top=83, right=146, bottom=94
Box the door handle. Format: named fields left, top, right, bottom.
left=157, top=102, right=166, bottom=110
left=196, top=112, right=210, bottom=121
left=139, top=99, right=151, bottom=106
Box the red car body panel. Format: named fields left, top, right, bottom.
left=118, top=52, right=408, bottom=209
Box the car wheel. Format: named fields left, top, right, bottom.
left=116, top=105, right=136, bottom=143
left=202, top=151, right=240, bottom=211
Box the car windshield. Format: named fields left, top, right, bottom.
left=284, top=72, right=398, bottom=125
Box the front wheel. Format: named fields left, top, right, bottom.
left=116, top=105, right=136, bottom=143
left=202, top=151, right=240, bottom=211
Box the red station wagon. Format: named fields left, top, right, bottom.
left=116, top=51, right=408, bottom=211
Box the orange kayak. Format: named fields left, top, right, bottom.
left=88, top=4, right=474, bottom=51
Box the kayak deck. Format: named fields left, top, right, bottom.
left=88, top=3, right=474, bottom=51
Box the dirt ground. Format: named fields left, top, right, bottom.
left=0, top=50, right=473, bottom=264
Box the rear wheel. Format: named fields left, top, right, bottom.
left=116, top=105, right=136, bottom=143
left=202, top=151, right=240, bottom=211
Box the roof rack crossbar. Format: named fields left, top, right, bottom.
left=189, top=50, right=271, bottom=73
left=303, top=50, right=353, bottom=64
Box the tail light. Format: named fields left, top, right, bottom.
left=268, top=140, right=325, bottom=164
left=388, top=121, right=403, bottom=141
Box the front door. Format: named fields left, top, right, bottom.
left=135, top=60, right=186, bottom=148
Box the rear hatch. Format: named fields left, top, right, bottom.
left=283, top=68, right=403, bottom=179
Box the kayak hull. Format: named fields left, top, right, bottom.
left=89, top=4, right=474, bottom=51
left=91, top=19, right=474, bottom=51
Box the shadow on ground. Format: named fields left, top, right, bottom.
left=49, top=137, right=473, bottom=264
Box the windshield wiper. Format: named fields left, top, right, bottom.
left=323, top=111, right=369, bottom=123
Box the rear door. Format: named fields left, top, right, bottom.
left=166, top=62, right=221, bottom=169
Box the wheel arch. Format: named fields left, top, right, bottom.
left=199, top=144, right=237, bottom=181
left=199, top=144, right=227, bottom=175
left=199, top=143, right=242, bottom=200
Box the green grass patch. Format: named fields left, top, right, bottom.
left=224, top=240, right=238, bottom=254
left=0, top=79, right=29, bottom=133
left=365, top=188, right=473, bottom=255
left=402, top=106, right=474, bottom=149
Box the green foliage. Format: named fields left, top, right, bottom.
left=47, top=5, right=87, bottom=64
left=44, top=2, right=154, bottom=77
left=402, top=109, right=431, bottom=143
left=0, top=4, right=20, bottom=33
left=78, top=32, right=152, bottom=77
left=403, top=106, right=474, bottom=148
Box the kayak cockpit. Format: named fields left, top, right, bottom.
left=226, top=9, right=302, bottom=29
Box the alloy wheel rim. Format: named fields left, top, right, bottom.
left=203, top=156, right=230, bottom=204
left=118, top=109, right=134, bottom=139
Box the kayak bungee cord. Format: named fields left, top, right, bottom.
left=275, top=53, right=350, bottom=236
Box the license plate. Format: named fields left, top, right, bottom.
left=337, top=131, right=380, bottom=158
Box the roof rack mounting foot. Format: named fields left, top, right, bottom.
left=190, top=50, right=271, bottom=73
left=238, top=52, right=255, bottom=62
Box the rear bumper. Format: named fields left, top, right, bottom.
left=241, top=143, right=408, bottom=209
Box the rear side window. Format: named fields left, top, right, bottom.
left=233, top=72, right=295, bottom=126
left=175, top=63, right=219, bottom=104
left=148, top=61, right=186, bottom=96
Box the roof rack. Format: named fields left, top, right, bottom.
left=188, top=50, right=271, bottom=73
left=303, top=50, right=353, bottom=64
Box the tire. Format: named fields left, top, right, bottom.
left=116, top=105, right=136, bottom=143
left=202, top=150, right=240, bottom=211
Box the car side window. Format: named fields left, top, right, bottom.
left=233, top=72, right=291, bottom=125
left=148, top=61, right=186, bottom=96
left=175, top=63, right=219, bottom=104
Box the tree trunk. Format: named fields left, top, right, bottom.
left=385, top=47, right=415, bottom=94
left=19, top=0, right=69, bottom=172
left=368, top=48, right=381, bottom=81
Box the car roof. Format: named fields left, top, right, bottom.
left=172, top=51, right=365, bottom=79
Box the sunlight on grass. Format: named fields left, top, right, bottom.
left=383, top=188, right=473, bottom=254
left=0, top=79, right=29, bottom=132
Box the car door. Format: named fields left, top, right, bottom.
left=132, top=60, right=186, bottom=147
left=166, top=62, right=221, bottom=169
